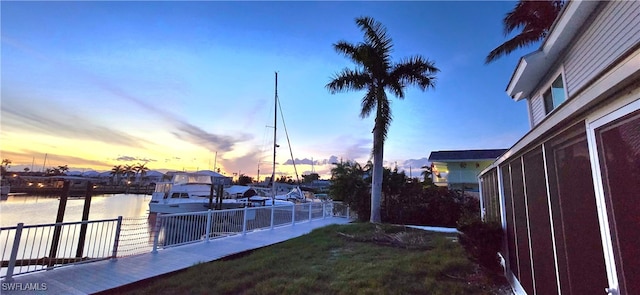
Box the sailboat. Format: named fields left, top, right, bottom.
left=229, top=72, right=302, bottom=206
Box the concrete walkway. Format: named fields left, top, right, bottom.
left=1, top=217, right=350, bottom=294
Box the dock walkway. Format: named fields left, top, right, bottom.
left=1, top=217, right=350, bottom=294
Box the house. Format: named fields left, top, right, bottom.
left=478, top=1, right=640, bottom=294
left=427, top=149, right=506, bottom=197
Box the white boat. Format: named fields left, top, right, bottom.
left=225, top=185, right=294, bottom=207
left=275, top=186, right=305, bottom=202
left=149, top=172, right=244, bottom=214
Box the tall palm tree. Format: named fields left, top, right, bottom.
left=327, top=16, right=439, bottom=222
left=486, top=0, right=564, bottom=63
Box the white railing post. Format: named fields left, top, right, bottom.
left=347, top=207, right=350, bottom=219
left=152, top=214, right=161, bottom=254
left=322, top=202, right=326, bottom=219
left=111, top=216, right=123, bottom=261
left=242, top=206, right=248, bottom=235
left=291, top=204, right=296, bottom=226
left=4, top=223, right=24, bottom=282
left=270, top=205, right=275, bottom=230
left=308, top=202, right=313, bottom=221
left=205, top=209, right=212, bottom=243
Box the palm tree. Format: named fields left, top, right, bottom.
left=485, top=0, right=564, bottom=63
left=123, top=164, right=135, bottom=184
left=110, top=165, right=123, bottom=185
left=327, top=16, right=439, bottom=222
left=57, top=165, right=69, bottom=175
left=1, top=159, right=11, bottom=176
left=420, top=165, right=434, bottom=187
left=134, top=162, right=149, bottom=184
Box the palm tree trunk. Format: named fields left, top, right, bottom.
left=370, top=131, right=383, bottom=223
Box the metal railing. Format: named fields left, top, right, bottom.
left=152, top=201, right=345, bottom=250
left=0, top=201, right=351, bottom=281
left=1, top=217, right=122, bottom=281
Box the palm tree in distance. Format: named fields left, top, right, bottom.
left=57, top=165, right=69, bottom=175
left=123, top=164, right=135, bottom=184
left=135, top=162, right=149, bottom=184
left=1, top=159, right=11, bottom=177
left=327, top=16, right=439, bottom=222
left=485, top=0, right=564, bottom=64
left=111, top=165, right=123, bottom=185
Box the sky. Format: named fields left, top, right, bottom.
left=1, top=1, right=533, bottom=180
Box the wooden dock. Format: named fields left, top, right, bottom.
left=0, top=217, right=350, bottom=294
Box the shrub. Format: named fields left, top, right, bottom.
left=382, top=186, right=475, bottom=228
left=457, top=215, right=503, bottom=275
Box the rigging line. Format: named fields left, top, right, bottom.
left=277, top=94, right=301, bottom=185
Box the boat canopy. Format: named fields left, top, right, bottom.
left=172, top=174, right=212, bottom=185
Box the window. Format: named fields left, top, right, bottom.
left=543, top=74, right=567, bottom=114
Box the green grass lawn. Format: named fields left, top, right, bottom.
left=113, top=223, right=510, bottom=295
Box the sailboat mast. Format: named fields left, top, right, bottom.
left=271, top=72, right=278, bottom=197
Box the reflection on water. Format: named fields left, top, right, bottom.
left=0, top=194, right=151, bottom=227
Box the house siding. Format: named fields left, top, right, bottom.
left=564, top=0, right=640, bottom=97
left=529, top=95, right=545, bottom=126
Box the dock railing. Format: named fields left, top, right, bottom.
left=0, top=201, right=351, bottom=281
left=0, top=217, right=122, bottom=281
left=152, top=201, right=349, bottom=250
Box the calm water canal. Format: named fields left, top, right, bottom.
left=0, top=193, right=151, bottom=227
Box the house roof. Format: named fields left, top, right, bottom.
left=506, top=1, right=601, bottom=101
left=428, top=149, right=508, bottom=162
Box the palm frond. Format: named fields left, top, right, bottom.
left=389, top=56, right=439, bottom=92
left=355, top=16, right=393, bottom=74
left=503, top=1, right=561, bottom=35
left=334, top=41, right=366, bottom=66
left=485, top=29, right=545, bottom=64
left=360, top=86, right=377, bottom=119
left=489, top=0, right=564, bottom=63
left=385, top=80, right=405, bottom=99
left=326, top=68, right=371, bottom=94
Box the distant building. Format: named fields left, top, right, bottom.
left=427, top=149, right=506, bottom=197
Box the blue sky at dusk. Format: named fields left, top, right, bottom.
left=1, top=1, right=532, bottom=179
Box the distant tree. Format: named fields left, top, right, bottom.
left=134, top=162, right=149, bottom=184
left=123, top=164, right=136, bottom=183
left=329, top=161, right=371, bottom=221
left=236, top=174, right=253, bottom=186
left=382, top=167, right=407, bottom=216
left=110, top=165, right=124, bottom=185
left=57, top=165, right=69, bottom=175
left=23, top=167, right=30, bottom=173
left=1, top=159, right=11, bottom=176
left=45, top=167, right=62, bottom=176
left=327, top=16, right=439, bottom=222
left=485, top=0, right=564, bottom=63
left=302, top=173, right=320, bottom=183
left=276, top=175, right=294, bottom=184
left=421, top=165, right=435, bottom=187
